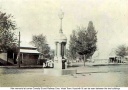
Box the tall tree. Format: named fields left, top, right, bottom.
left=76, top=21, right=97, bottom=66
left=115, top=45, right=128, bottom=57
left=30, top=34, right=50, bottom=58
left=69, top=30, right=77, bottom=60
left=0, top=11, right=16, bottom=52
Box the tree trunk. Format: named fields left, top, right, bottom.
left=83, top=55, right=86, bottom=66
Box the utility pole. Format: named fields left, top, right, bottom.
left=18, top=31, right=20, bottom=68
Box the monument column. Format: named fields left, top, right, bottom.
left=58, top=42, right=62, bottom=59
left=64, top=44, right=66, bottom=58
left=54, top=42, right=58, bottom=62
left=55, top=42, right=57, bottom=57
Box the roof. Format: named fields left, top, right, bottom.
left=55, top=32, right=67, bottom=42
left=20, top=49, right=40, bottom=54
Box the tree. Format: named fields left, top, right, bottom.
left=49, top=49, right=54, bottom=60
left=30, top=34, right=50, bottom=58
left=0, top=11, right=16, bottom=52
left=76, top=21, right=97, bottom=66
left=69, top=30, right=77, bottom=60
left=115, top=45, right=128, bottom=57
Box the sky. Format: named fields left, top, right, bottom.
left=0, top=0, right=128, bottom=58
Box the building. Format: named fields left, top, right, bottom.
left=7, top=42, right=40, bottom=66
left=109, top=56, right=123, bottom=63
left=18, top=43, right=40, bottom=65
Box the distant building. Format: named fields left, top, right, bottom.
left=108, top=49, right=124, bottom=63
left=109, top=56, right=128, bottom=63
left=109, top=56, right=123, bottom=63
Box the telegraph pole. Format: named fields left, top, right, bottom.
left=18, top=31, right=20, bottom=68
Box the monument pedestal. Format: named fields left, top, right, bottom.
left=43, top=57, right=77, bottom=76
left=54, top=57, right=67, bottom=69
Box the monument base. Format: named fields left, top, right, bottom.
left=43, top=68, right=77, bottom=76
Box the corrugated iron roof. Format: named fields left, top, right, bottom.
left=20, top=49, right=40, bottom=54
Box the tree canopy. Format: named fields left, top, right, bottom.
left=69, top=21, right=97, bottom=66
left=115, top=45, right=128, bottom=57
left=30, top=34, right=50, bottom=58
left=0, top=11, right=17, bottom=52
left=76, top=21, right=97, bottom=65
left=69, top=30, right=77, bottom=60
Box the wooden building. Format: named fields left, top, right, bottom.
left=18, top=43, right=40, bottom=65
left=7, top=42, right=40, bottom=66
left=19, top=47, right=40, bottom=65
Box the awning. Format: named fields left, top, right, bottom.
left=20, top=49, right=40, bottom=54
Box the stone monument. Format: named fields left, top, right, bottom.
left=44, top=10, right=77, bottom=76
left=54, top=10, right=67, bottom=69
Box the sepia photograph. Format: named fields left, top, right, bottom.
left=0, top=0, right=128, bottom=88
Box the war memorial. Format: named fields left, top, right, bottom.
left=44, top=10, right=76, bottom=76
